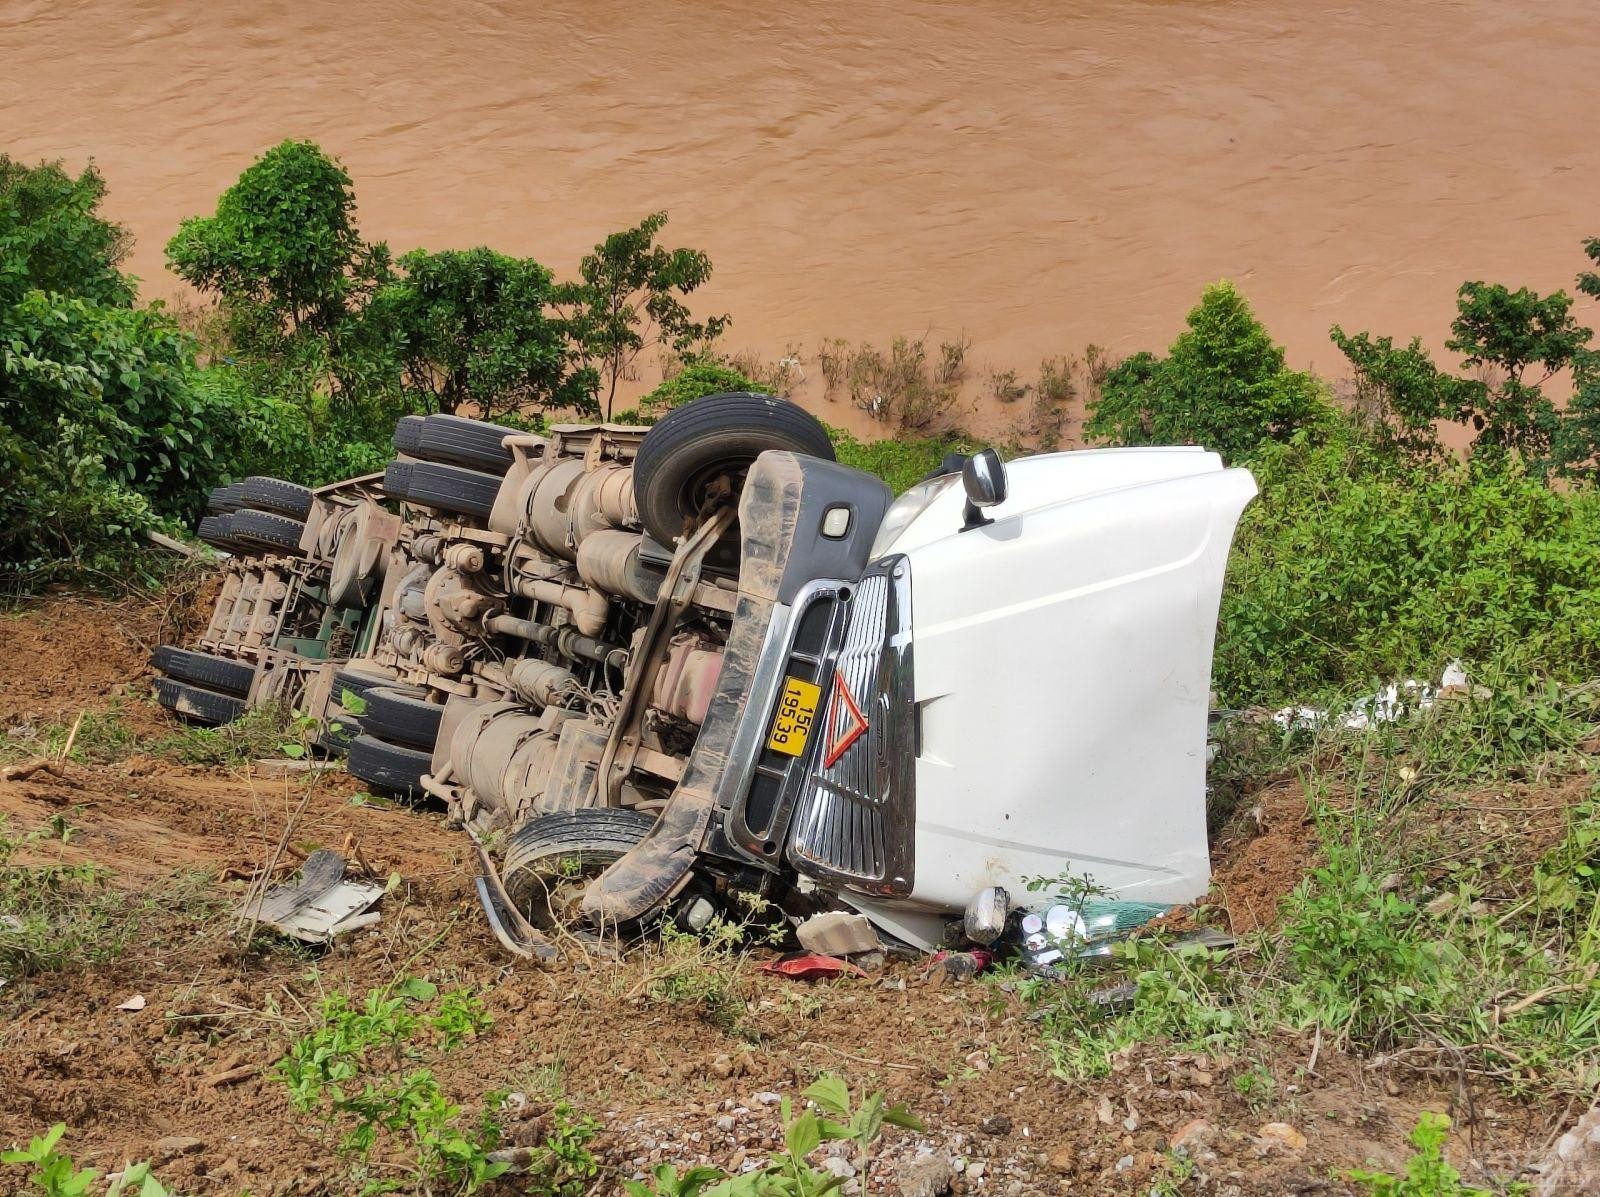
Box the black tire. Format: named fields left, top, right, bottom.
left=503, top=808, right=657, bottom=925
left=197, top=514, right=241, bottom=550
left=347, top=734, right=432, bottom=797
left=150, top=645, right=256, bottom=696
left=633, top=392, right=835, bottom=545
left=154, top=677, right=246, bottom=726
left=384, top=459, right=502, bottom=521
left=237, top=476, right=314, bottom=520
left=413, top=414, right=519, bottom=474
left=382, top=459, right=413, bottom=502
left=206, top=484, right=243, bottom=515
left=317, top=715, right=362, bottom=757
left=362, top=686, right=444, bottom=751
left=228, top=509, right=305, bottom=555
left=393, top=414, right=425, bottom=456
left=330, top=667, right=418, bottom=704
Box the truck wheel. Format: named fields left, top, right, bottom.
left=413, top=415, right=520, bottom=474
left=393, top=414, right=426, bottom=456
left=229, top=509, right=305, bottom=555
left=362, top=687, right=444, bottom=751
left=155, top=677, right=247, bottom=726
left=382, top=459, right=502, bottom=521
left=632, top=392, right=835, bottom=546
left=206, top=484, right=244, bottom=514
left=150, top=645, right=256, bottom=696
left=197, top=514, right=245, bottom=551
left=237, top=476, right=314, bottom=520
left=347, top=734, right=432, bottom=798
left=316, top=715, right=362, bottom=757
left=503, top=808, right=657, bottom=926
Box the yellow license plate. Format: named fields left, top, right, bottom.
left=767, top=677, right=821, bottom=757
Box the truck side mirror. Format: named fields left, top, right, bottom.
left=961, top=449, right=1007, bottom=530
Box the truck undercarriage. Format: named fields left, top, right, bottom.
left=154, top=393, right=1255, bottom=959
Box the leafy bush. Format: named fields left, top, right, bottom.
left=1086, top=281, right=1331, bottom=460
left=1333, top=270, right=1594, bottom=476
left=167, top=139, right=383, bottom=352
left=0, top=157, right=132, bottom=309
left=363, top=247, right=595, bottom=418
left=639, top=359, right=763, bottom=411
left=0, top=156, right=238, bottom=584
left=1214, top=422, right=1600, bottom=706
left=561, top=211, right=728, bottom=419
left=1346, top=1114, right=1494, bottom=1197
left=3, top=1124, right=173, bottom=1197
left=829, top=425, right=973, bottom=494
left=276, top=976, right=506, bottom=1194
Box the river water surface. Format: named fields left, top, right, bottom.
left=5, top=0, right=1600, bottom=421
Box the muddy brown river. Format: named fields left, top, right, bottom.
left=6, top=0, right=1600, bottom=425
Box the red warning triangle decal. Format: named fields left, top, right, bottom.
left=822, top=672, right=869, bottom=768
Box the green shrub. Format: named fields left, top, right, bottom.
left=363, top=246, right=595, bottom=419
left=0, top=156, right=235, bottom=584
left=561, top=211, right=728, bottom=419
left=166, top=139, right=380, bottom=351
left=639, top=359, right=762, bottom=411
left=1333, top=268, right=1594, bottom=477
left=829, top=425, right=972, bottom=494
left=1214, top=422, right=1600, bottom=706
left=0, top=157, right=132, bottom=309
left=1346, top=1114, right=1496, bottom=1197
left=1086, top=281, right=1331, bottom=460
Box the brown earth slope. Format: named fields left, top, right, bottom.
left=0, top=591, right=1566, bottom=1195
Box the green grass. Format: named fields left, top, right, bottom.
left=1017, top=672, right=1600, bottom=1103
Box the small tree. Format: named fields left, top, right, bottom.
left=166, top=140, right=390, bottom=353
left=363, top=248, right=596, bottom=418
left=1086, top=281, right=1328, bottom=460
left=1332, top=274, right=1593, bottom=475
left=561, top=212, right=728, bottom=419
left=0, top=156, right=133, bottom=308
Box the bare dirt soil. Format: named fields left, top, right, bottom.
left=0, top=592, right=1571, bottom=1196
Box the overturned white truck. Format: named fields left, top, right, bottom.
left=342, top=394, right=1257, bottom=955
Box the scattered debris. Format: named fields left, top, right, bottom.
left=1255, top=1122, right=1307, bottom=1153
left=962, top=886, right=1009, bottom=945
left=238, top=849, right=384, bottom=943
left=757, top=952, right=868, bottom=980
left=796, top=910, right=883, bottom=957
left=925, top=950, right=994, bottom=985
left=252, top=757, right=324, bottom=779
left=1535, top=1104, right=1600, bottom=1196
left=115, top=993, right=146, bottom=1011
left=1272, top=661, right=1470, bottom=733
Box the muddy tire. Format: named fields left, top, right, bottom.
left=413, top=415, right=519, bottom=474
left=382, top=459, right=501, bottom=521
left=154, top=677, right=247, bottom=726
left=393, top=414, right=426, bottom=456
left=316, top=715, right=362, bottom=757
left=150, top=645, right=256, bottom=696
left=330, top=667, right=421, bottom=708
left=197, top=514, right=244, bottom=551
left=237, top=476, right=314, bottom=520
left=347, top=734, right=432, bottom=797
left=206, top=484, right=244, bottom=514
left=229, top=509, right=305, bottom=555
left=633, top=392, right=835, bottom=545
left=362, top=687, right=444, bottom=751
left=503, top=808, right=657, bottom=925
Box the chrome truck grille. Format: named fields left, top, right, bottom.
left=786, top=556, right=915, bottom=896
